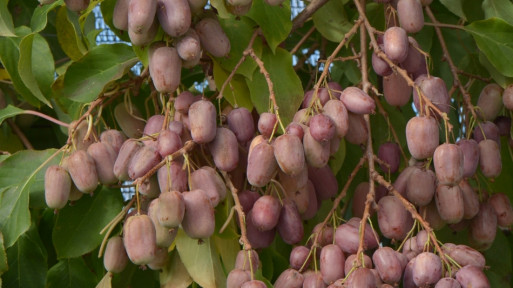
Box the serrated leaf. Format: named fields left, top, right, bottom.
left=18, top=34, right=53, bottom=107
left=2, top=223, right=47, bottom=288
left=483, top=0, right=513, bottom=26
left=0, top=149, right=59, bottom=247
left=465, top=18, right=513, bottom=78
left=0, top=105, right=25, bottom=125
left=440, top=0, right=466, bottom=20
left=312, top=0, right=352, bottom=43
left=47, top=258, right=98, bottom=288
left=31, top=0, right=64, bottom=32
left=246, top=0, right=291, bottom=53
left=175, top=229, right=226, bottom=288
left=0, top=0, right=16, bottom=36
left=59, top=43, right=138, bottom=103
left=218, top=18, right=260, bottom=79
left=213, top=59, right=253, bottom=111
left=95, top=272, right=113, bottom=288
left=52, top=187, right=124, bottom=258
left=159, top=250, right=192, bottom=288
left=0, top=36, right=41, bottom=106
left=247, top=47, right=303, bottom=128
left=56, top=6, right=86, bottom=61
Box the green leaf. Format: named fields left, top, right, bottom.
left=0, top=233, right=7, bottom=275
left=95, top=272, right=112, bottom=288
left=483, top=0, right=513, bottom=26
left=0, top=149, right=59, bottom=247
left=2, top=223, right=47, bottom=288
left=175, top=229, right=226, bottom=288
left=79, top=0, right=105, bottom=28
left=59, top=43, right=138, bottom=103
left=18, top=34, right=53, bottom=107
left=329, top=139, right=346, bottom=176
left=213, top=235, right=238, bottom=272
left=440, top=0, right=466, bottom=20
left=111, top=262, right=158, bottom=288
left=213, top=59, right=254, bottom=111
left=30, top=33, right=56, bottom=97
left=246, top=0, right=291, bottom=53
left=465, top=18, right=513, bottom=78
left=47, top=258, right=98, bottom=288
left=218, top=18, right=260, bottom=80
left=159, top=250, right=192, bottom=288
left=100, top=0, right=130, bottom=42
left=479, top=52, right=513, bottom=87
left=312, top=0, right=353, bottom=43
left=31, top=0, right=64, bottom=32
left=0, top=105, right=25, bottom=125
left=52, top=187, right=124, bottom=258
left=56, top=6, right=86, bottom=61
left=209, top=0, right=232, bottom=19
left=0, top=36, right=41, bottom=106
left=247, top=47, right=304, bottom=128
left=483, top=231, right=512, bottom=277
left=0, top=0, right=16, bottom=37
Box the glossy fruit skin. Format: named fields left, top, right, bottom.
left=412, top=252, right=442, bottom=286
left=378, top=195, right=413, bottom=240
left=455, top=265, right=490, bottom=288
left=372, top=247, right=403, bottom=284
left=209, top=127, right=239, bottom=172
left=274, top=134, right=305, bottom=176
left=289, top=245, right=311, bottom=270
left=323, top=99, right=349, bottom=138
left=67, top=150, right=99, bottom=194
left=149, top=43, right=182, bottom=93
left=188, top=100, right=217, bottom=143
left=156, top=0, right=191, bottom=37
left=277, top=199, right=304, bottom=245
left=189, top=166, right=226, bottom=207
left=103, top=235, right=129, bottom=273
left=320, top=244, right=345, bottom=285
left=309, top=114, right=336, bottom=142
left=45, top=165, right=71, bottom=209
left=405, top=116, right=439, bottom=159
left=397, top=0, right=424, bottom=33
left=378, top=142, right=401, bottom=174
left=123, top=214, right=156, bottom=265
left=181, top=189, right=216, bottom=239
left=195, top=18, right=230, bottom=57
left=383, top=27, right=409, bottom=63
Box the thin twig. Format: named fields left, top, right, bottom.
left=425, top=7, right=478, bottom=121
left=291, top=26, right=316, bottom=55
left=423, top=22, right=465, bottom=30
left=291, top=0, right=330, bottom=33
left=7, top=119, right=34, bottom=149
left=19, top=110, right=70, bottom=127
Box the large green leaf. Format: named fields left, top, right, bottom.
left=111, top=262, right=158, bottom=288
left=440, top=0, right=466, bottom=20
left=52, top=187, right=123, bottom=258
left=218, top=17, right=260, bottom=80
left=175, top=230, right=226, bottom=288
left=246, top=47, right=303, bottom=128
left=0, top=36, right=41, bottom=106
left=0, top=0, right=16, bottom=36
left=1, top=223, right=47, bottom=288
left=209, top=0, right=232, bottom=19
left=312, top=0, right=352, bottom=43
left=0, top=149, right=59, bottom=247
left=479, top=52, right=513, bottom=87
left=47, top=258, right=98, bottom=288
left=0, top=105, right=25, bottom=125
left=59, top=43, right=138, bottom=103
left=465, top=18, right=513, bottom=78
left=56, top=6, right=86, bottom=61
left=246, top=0, right=291, bottom=53
left=213, top=59, right=254, bottom=111
left=31, top=0, right=64, bottom=32
left=482, top=0, right=513, bottom=26
left=18, top=34, right=53, bottom=107
left=159, top=250, right=192, bottom=288
left=0, top=233, right=7, bottom=275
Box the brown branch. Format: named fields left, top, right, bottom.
left=19, top=110, right=70, bottom=128
left=456, top=70, right=492, bottom=83
left=423, top=22, right=465, bottom=30
left=291, top=26, right=316, bottom=55
left=425, top=7, right=478, bottom=121
left=7, top=119, right=34, bottom=150
left=220, top=171, right=252, bottom=251
left=371, top=171, right=449, bottom=269
left=291, top=0, right=329, bottom=33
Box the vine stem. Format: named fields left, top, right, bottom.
left=298, top=156, right=366, bottom=273
left=132, top=140, right=196, bottom=187
left=18, top=110, right=70, bottom=127
left=290, top=0, right=329, bottom=33
left=66, top=97, right=105, bottom=146
left=425, top=6, right=478, bottom=121
left=290, top=26, right=316, bottom=55
left=371, top=171, right=449, bottom=268
left=354, top=0, right=378, bottom=266
left=7, top=119, right=33, bottom=149
left=308, top=18, right=363, bottom=108
left=220, top=171, right=252, bottom=251
left=352, top=0, right=450, bottom=125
